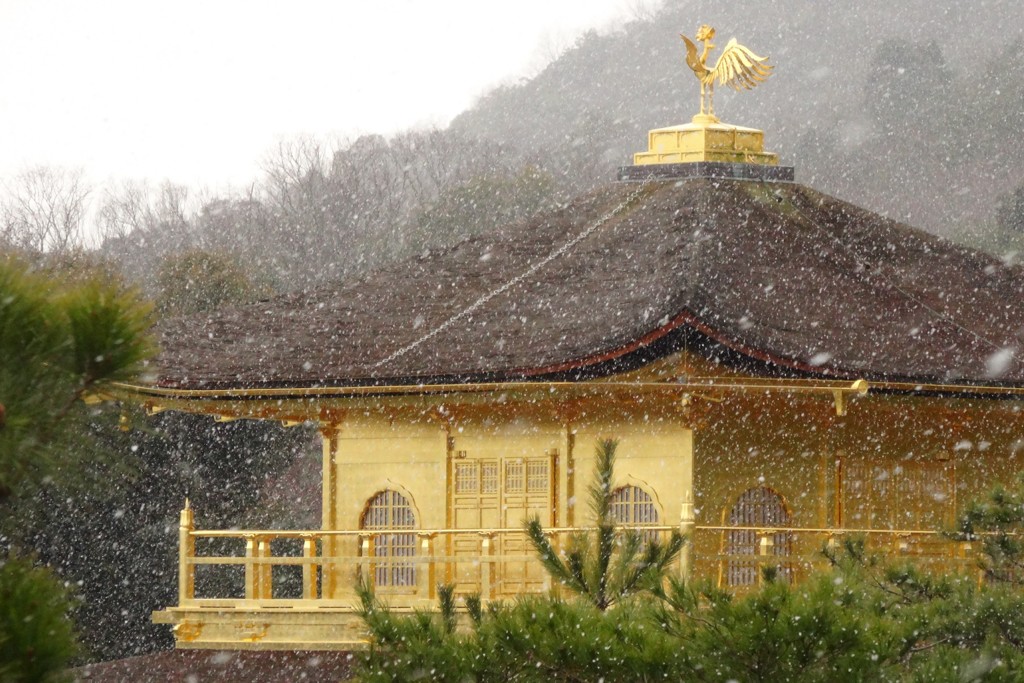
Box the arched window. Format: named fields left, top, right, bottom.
left=723, top=486, right=793, bottom=587
left=610, top=485, right=659, bottom=540
left=360, top=490, right=416, bottom=589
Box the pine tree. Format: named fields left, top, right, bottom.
left=356, top=443, right=1024, bottom=682
left=526, top=438, right=685, bottom=611
left=952, top=474, right=1024, bottom=585
left=0, top=256, right=152, bottom=501
left=0, top=254, right=152, bottom=678
left=0, top=557, right=79, bottom=683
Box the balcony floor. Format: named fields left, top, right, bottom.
left=153, top=605, right=373, bottom=650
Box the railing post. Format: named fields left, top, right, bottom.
left=417, top=533, right=436, bottom=601
left=680, top=493, right=695, bottom=581
left=359, top=534, right=371, bottom=587
left=542, top=531, right=556, bottom=593
left=178, top=499, right=195, bottom=605
left=245, top=534, right=258, bottom=600
left=826, top=532, right=840, bottom=569
left=302, top=534, right=319, bottom=600
left=480, top=533, right=495, bottom=600
left=258, top=537, right=273, bottom=599
left=757, top=531, right=774, bottom=585
left=961, top=540, right=985, bottom=587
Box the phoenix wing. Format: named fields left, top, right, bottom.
left=680, top=34, right=706, bottom=79
left=708, top=37, right=773, bottom=90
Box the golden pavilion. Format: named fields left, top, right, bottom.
left=118, top=29, right=1024, bottom=650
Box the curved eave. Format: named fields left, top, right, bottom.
left=531, top=306, right=1024, bottom=399
left=514, top=308, right=848, bottom=380
left=138, top=306, right=1024, bottom=402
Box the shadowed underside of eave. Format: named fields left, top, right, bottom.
left=152, top=178, right=1024, bottom=391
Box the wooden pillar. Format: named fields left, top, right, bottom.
left=679, top=490, right=695, bottom=580
left=563, top=425, right=576, bottom=527
left=677, top=395, right=702, bottom=582
left=321, top=425, right=340, bottom=529
left=549, top=448, right=559, bottom=527
left=444, top=428, right=455, bottom=585
left=178, top=499, right=195, bottom=605
left=817, top=405, right=840, bottom=530
left=757, top=532, right=774, bottom=585
left=834, top=453, right=845, bottom=528
left=678, top=422, right=696, bottom=581
left=818, top=446, right=830, bottom=529
left=320, top=424, right=340, bottom=598
left=359, top=534, right=371, bottom=586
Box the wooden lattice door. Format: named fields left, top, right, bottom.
left=842, top=459, right=954, bottom=531
left=841, top=458, right=954, bottom=557
left=451, top=459, right=499, bottom=593
left=499, top=457, right=554, bottom=594
left=450, top=453, right=554, bottom=596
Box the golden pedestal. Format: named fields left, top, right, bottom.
left=633, top=115, right=778, bottom=166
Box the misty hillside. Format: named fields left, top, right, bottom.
left=16, top=0, right=1022, bottom=307
left=452, top=0, right=1024, bottom=242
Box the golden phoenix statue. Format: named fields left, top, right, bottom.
left=681, top=25, right=773, bottom=120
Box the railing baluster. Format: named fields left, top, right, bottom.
left=244, top=535, right=258, bottom=600
left=417, top=533, right=435, bottom=601
left=757, top=531, right=773, bottom=585
left=302, top=534, right=319, bottom=600
left=172, top=524, right=1000, bottom=606
left=480, top=533, right=494, bottom=600
left=359, top=534, right=371, bottom=587
left=259, top=536, right=273, bottom=599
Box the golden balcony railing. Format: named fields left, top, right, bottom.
left=692, top=524, right=981, bottom=591
left=174, top=505, right=983, bottom=609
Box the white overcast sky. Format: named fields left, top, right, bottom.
left=0, top=0, right=643, bottom=190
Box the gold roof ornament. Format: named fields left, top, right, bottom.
left=624, top=24, right=787, bottom=177
left=681, top=25, right=773, bottom=123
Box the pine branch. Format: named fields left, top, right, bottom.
left=527, top=516, right=582, bottom=593
left=616, top=531, right=686, bottom=601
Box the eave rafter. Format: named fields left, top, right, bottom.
left=101, top=377, right=875, bottom=424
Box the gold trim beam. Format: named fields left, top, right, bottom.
left=110, top=378, right=871, bottom=401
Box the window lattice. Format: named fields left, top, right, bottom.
left=609, top=485, right=659, bottom=526
left=505, top=461, right=524, bottom=493
left=527, top=459, right=548, bottom=493
left=455, top=462, right=478, bottom=494
left=609, top=485, right=659, bottom=544
left=360, top=490, right=416, bottom=588
left=481, top=461, right=499, bottom=494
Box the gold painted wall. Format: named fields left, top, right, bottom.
left=316, top=384, right=1022, bottom=595
left=691, top=391, right=1024, bottom=585
left=314, top=399, right=695, bottom=600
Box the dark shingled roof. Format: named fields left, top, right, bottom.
left=154, top=179, right=1024, bottom=390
